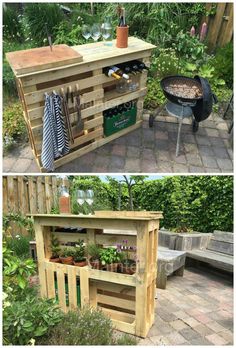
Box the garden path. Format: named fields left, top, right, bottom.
left=3, top=113, right=233, bottom=173
left=138, top=266, right=233, bottom=346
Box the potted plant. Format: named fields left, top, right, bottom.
left=59, top=247, right=74, bottom=265
left=100, top=247, right=121, bottom=272
left=117, top=240, right=136, bottom=275
left=73, top=240, right=87, bottom=267
left=50, top=234, right=61, bottom=263
left=87, top=243, right=102, bottom=269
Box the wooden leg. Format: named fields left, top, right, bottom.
left=157, top=272, right=167, bottom=289
left=175, top=265, right=185, bottom=277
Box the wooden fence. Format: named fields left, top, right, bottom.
left=202, top=3, right=233, bottom=50
left=3, top=176, right=69, bottom=215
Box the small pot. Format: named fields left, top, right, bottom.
left=116, top=26, right=129, bottom=48
left=50, top=257, right=61, bottom=263
left=74, top=259, right=87, bottom=267
left=122, top=260, right=136, bottom=275
left=106, top=263, right=119, bottom=272
left=89, top=259, right=100, bottom=269
left=60, top=256, right=74, bottom=265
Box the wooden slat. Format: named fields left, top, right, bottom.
left=95, top=233, right=136, bottom=246
left=57, top=268, right=67, bottom=312
left=207, top=3, right=226, bottom=50
left=80, top=267, right=89, bottom=308
left=3, top=177, right=8, bottom=214
left=34, top=223, right=47, bottom=297
left=97, top=293, right=135, bottom=311
left=68, top=266, right=78, bottom=310
left=218, top=4, right=233, bottom=46
left=45, top=265, right=56, bottom=299
left=108, top=318, right=136, bottom=335
left=28, top=177, right=37, bottom=214
left=100, top=307, right=135, bottom=323
left=37, top=176, right=44, bottom=213
left=45, top=177, right=52, bottom=213
left=95, top=281, right=135, bottom=297
left=7, top=176, right=17, bottom=212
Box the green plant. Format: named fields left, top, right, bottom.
left=144, top=77, right=166, bottom=109
left=3, top=295, right=62, bottom=345
left=50, top=234, right=61, bottom=258
left=37, top=306, right=113, bottom=345
left=60, top=247, right=75, bottom=258
left=73, top=240, right=86, bottom=262
left=151, top=48, right=179, bottom=78
left=116, top=334, right=137, bottom=345
left=3, top=5, right=23, bottom=40
left=5, top=234, right=31, bottom=259
left=54, top=21, right=86, bottom=46
left=87, top=243, right=102, bottom=260
left=3, top=213, right=34, bottom=237
left=212, top=42, right=233, bottom=88
left=100, top=247, right=121, bottom=265
left=173, top=30, right=207, bottom=62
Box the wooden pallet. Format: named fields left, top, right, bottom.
left=7, top=37, right=156, bottom=172
left=32, top=211, right=162, bottom=337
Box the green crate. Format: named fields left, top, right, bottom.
left=104, top=106, right=137, bottom=136
left=55, top=279, right=81, bottom=307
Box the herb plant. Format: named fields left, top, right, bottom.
left=100, top=247, right=121, bottom=265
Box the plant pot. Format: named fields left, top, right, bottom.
left=50, top=257, right=61, bottom=263
left=116, top=26, right=129, bottom=48
left=59, top=256, right=74, bottom=265
left=73, top=260, right=87, bottom=267
left=89, top=259, right=100, bottom=269
left=106, top=263, right=119, bottom=272
left=122, top=260, right=136, bottom=275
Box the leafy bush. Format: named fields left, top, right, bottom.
left=37, top=306, right=114, bottom=345
left=151, top=48, right=179, bottom=78
left=3, top=213, right=34, bottom=237
left=5, top=234, right=31, bottom=259
left=212, top=42, right=233, bottom=88
left=54, top=21, right=86, bottom=46
left=144, top=77, right=166, bottom=109
left=116, top=334, right=137, bottom=345
left=3, top=102, right=26, bottom=151
left=3, top=5, right=23, bottom=40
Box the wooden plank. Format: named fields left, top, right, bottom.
left=45, top=264, right=56, bottom=299
left=28, top=176, right=37, bottom=214
left=89, top=269, right=136, bottom=287
left=6, top=44, right=83, bottom=75
left=68, top=266, right=78, bottom=310
left=89, top=282, right=97, bottom=307
left=57, top=268, right=67, bottom=312
left=34, top=223, right=47, bottom=297
left=3, top=177, right=8, bottom=214
left=109, top=318, right=136, bottom=335
left=96, top=233, right=136, bottom=246
left=95, top=281, right=135, bottom=297
left=37, top=176, right=44, bottom=213
left=218, top=4, right=233, bottom=47
left=97, top=293, right=135, bottom=311
left=207, top=3, right=226, bottom=50
left=45, top=177, right=52, bottom=213
left=80, top=267, right=89, bottom=308
left=100, top=307, right=135, bottom=323
left=7, top=176, right=17, bottom=212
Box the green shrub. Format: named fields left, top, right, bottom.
left=144, top=77, right=166, bottom=109
left=116, top=334, right=137, bottom=345
left=151, top=48, right=179, bottom=78
left=54, top=21, right=86, bottom=46
left=212, top=42, right=233, bottom=88
left=37, top=306, right=114, bottom=345
left=3, top=5, right=23, bottom=40
left=5, top=234, right=31, bottom=259
left=3, top=102, right=26, bottom=151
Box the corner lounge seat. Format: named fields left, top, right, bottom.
left=187, top=231, right=233, bottom=273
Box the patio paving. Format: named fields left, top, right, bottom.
left=139, top=266, right=233, bottom=346
left=3, top=112, right=233, bottom=173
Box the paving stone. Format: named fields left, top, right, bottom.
left=205, top=128, right=220, bottom=137
left=213, top=146, right=230, bottom=159
left=137, top=338, right=153, bottom=346
left=198, top=145, right=214, bottom=157
left=219, top=129, right=230, bottom=139
left=205, top=333, right=228, bottom=345
left=166, top=331, right=188, bottom=345
left=156, top=139, right=170, bottom=151
left=155, top=130, right=169, bottom=140
left=179, top=327, right=201, bottom=341
left=26, top=160, right=39, bottom=173
left=189, top=166, right=205, bottom=173
left=126, top=146, right=140, bottom=158
left=111, top=144, right=126, bottom=157
left=94, top=155, right=110, bottom=167
left=97, top=143, right=112, bottom=155
left=148, top=322, right=172, bottom=337
left=217, top=319, right=234, bottom=331
left=173, top=163, right=189, bottom=173
left=124, top=158, right=141, bottom=172
left=141, top=159, right=158, bottom=172
left=158, top=308, right=177, bottom=322
left=174, top=311, right=189, bottom=320
left=206, top=321, right=226, bottom=333
left=156, top=160, right=173, bottom=173
left=169, top=319, right=188, bottom=331
left=184, top=143, right=199, bottom=154
left=216, top=158, right=233, bottom=171
left=171, top=153, right=187, bottom=164
left=195, top=135, right=210, bottom=145
left=209, top=137, right=225, bottom=147
left=149, top=335, right=172, bottom=345
left=109, top=155, right=125, bottom=169
left=92, top=165, right=109, bottom=172
left=227, top=148, right=233, bottom=160
left=183, top=133, right=197, bottom=144
left=190, top=337, right=212, bottom=345
left=12, top=158, right=33, bottom=173
left=141, top=148, right=157, bottom=162
left=194, top=323, right=214, bottom=336
left=3, top=156, right=17, bottom=172
left=201, top=156, right=218, bottom=168
left=218, top=329, right=233, bottom=344
left=157, top=150, right=172, bottom=162
left=186, top=153, right=202, bottom=166
left=183, top=317, right=200, bottom=328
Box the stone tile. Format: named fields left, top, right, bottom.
left=205, top=128, right=220, bottom=137
left=194, top=313, right=212, bottom=325
left=183, top=133, right=197, bottom=144
left=157, top=150, right=172, bottom=162
left=195, top=135, right=210, bottom=145
left=141, top=148, right=157, bottom=162
left=124, top=158, right=141, bottom=172
left=201, top=156, right=218, bottom=168
left=137, top=338, right=153, bottom=346
left=194, top=323, right=214, bottom=336
left=205, top=168, right=221, bottom=173
left=97, top=143, right=112, bottom=155
left=174, top=311, right=189, bottom=320
left=155, top=139, right=170, bottom=151
left=186, top=153, right=202, bottom=166
left=218, top=330, right=233, bottom=344
left=92, top=165, right=109, bottom=173
left=173, top=163, right=189, bottom=173
left=155, top=130, right=169, bottom=140
left=149, top=335, right=172, bottom=345
left=169, top=319, right=188, bottom=331
left=184, top=143, right=199, bottom=154
left=26, top=160, right=40, bottom=173
left=209, top=137, right=225, bottom=147
left=205, top=333, right=228, bottom=345
left=171, top=153, right=187, bottom=164
left=217, top=319, right=234, bottom=331
left=3, top=156, right=17, bottom=172
left=158, top=308, right=177, bottom=322
left=179, top=327, right=201, bottom=341
left=109, top=155, right=125, bottom=169
left=198, top=145, right=214, bottom=157
left=156, top=160, right=173, bottom=173
left=111, top=144, right=126, bottom=157
left=216, top=158, right=233, bottom=171
left=183, top=317, right=200, bottom=328
left=206, top=321, right=226, bottom=333
left=166, top=331, right=188, bottom=345
left=141, top=160, right=158, bottom=173
left=227, top=148, right=233, bottom=160
left=190, top=337, right=212, bottom=345
left=219, top=130, right=230, bottom=139
left=12, top=158, right=33, bottom=173
left=189, top=166, right=205, bottom=173
left=94, top=155, right=110, bottom=167
left=213, top=146, right=230, bottom=159
left=148, top=322, right=172, bottom=336
left=126, top=146, right=140, bottom=158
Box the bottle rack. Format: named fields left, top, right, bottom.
left=32, top=211, right=162, bottom=337
left=7, top=37, right=156, bottom=172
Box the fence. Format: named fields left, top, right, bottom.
left=3, top=176, right=69, bottom=215
left=202, top=3, right=233, bottom=50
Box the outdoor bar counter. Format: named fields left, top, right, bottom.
left=7, top=38, right=156, bottom=172
left=32, top=211, right=162, bottom=337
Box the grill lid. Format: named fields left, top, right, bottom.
left=192, top=75, right=217, bottom=122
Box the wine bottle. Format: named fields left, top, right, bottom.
left=103, top=67, right=121, bottom=80
left=118, top=63, right=137, bottom=76
left=111, top=66, right=129, bottom=80
left=134, top=60, right=150, bottom=71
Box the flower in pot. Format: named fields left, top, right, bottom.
left=73, top=240, right=87, bottom=267
left=50, top=234, right=61, bottom=263
left=100, top=247, right=121, bottom=272
left=59, top=247, right=74, bottom=265
left=87, top=243, right=102, bottom=269
left=117, top=240, right=136, bottom=275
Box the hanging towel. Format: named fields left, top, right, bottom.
left=41, top=92, right=70, bottom=171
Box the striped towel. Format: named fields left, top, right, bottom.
left=41, top=92, right=70, bottom=171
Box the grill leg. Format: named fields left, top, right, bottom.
left=176, top=107, right=184, bottom=156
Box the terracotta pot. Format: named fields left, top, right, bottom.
left=50, top=257, right=61, bottom=263
left=106, top=263, right=119, bottom=272
left=73, top=260, right=87, bottom=267
left=89, top=259, right=100, bottom=270
left=121, top=260, right=136, bottom=275
left=60, top=256, right=73, bottom=265
left=123, top=265, right=136, bottom=275
left=116, top=26, right=129, bottom=48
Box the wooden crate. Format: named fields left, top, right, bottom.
left=32, top=211, right=162, bottom=337
left=7, top=37, right=156, bottom=172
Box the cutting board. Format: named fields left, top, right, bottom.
left=6, top=44, right=83, bottom=75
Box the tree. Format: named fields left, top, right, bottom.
left=121, top=176, right=148, bottom=210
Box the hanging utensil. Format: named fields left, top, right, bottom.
left=45, top=22, right=53, bottom=51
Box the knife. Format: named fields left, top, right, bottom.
left=45, top=23, right=53, bottom=51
